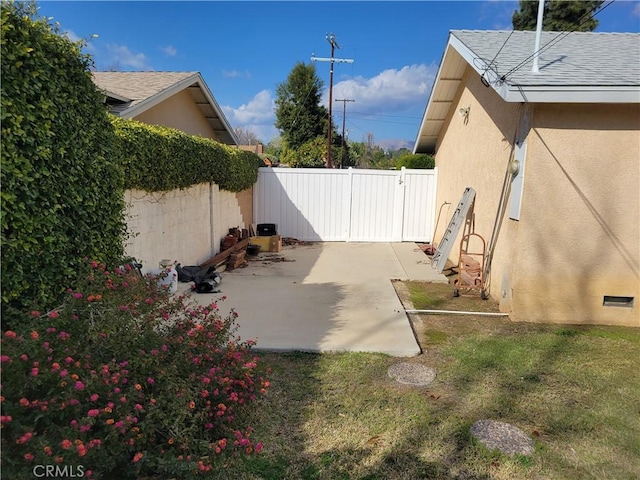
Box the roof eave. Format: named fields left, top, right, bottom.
left=502, top=85, right=640, bottom=103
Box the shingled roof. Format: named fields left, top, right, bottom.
left=92, top=71, right=238, bottom=145
left=414, top=30, right=640, bottom=153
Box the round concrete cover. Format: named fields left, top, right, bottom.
left=470, top=419, right=534, bottom=456
left=387, top=362, right=436, bottom=386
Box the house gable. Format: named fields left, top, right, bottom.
left=92, top=71, right=238, bottom=145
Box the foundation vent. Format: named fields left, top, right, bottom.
left=602, top=296, right=634, bottom=308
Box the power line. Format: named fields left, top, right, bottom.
left=311, top=33, right=354, bottom=168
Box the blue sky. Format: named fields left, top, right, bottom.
left=40, top=1, right=640, bottom=148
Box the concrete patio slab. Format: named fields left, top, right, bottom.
left=178, top=242, right=447, bottom=357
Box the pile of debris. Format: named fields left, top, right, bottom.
left=282, top=237, right=314, bottom=247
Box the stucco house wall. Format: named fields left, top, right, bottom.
left=134, top=90, right=220, bottom=141
left=514, top=103, right=639, bottom=326
left=433, top=68, right=639, bottom=327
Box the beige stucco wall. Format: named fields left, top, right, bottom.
left=134, top=89, right=220, bottom=141
left=434, top=67, right=639, bottom=327
left=512, top=103, right=639, bottom=326
left=124, top=184, right=249, bottom=273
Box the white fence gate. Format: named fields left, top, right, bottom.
left=253, top=167, right=438, bottom=242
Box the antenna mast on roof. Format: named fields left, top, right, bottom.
left=532, top=0, right=545, bottom=73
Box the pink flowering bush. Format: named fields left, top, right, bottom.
left=1, top=260, right=270, bottom=479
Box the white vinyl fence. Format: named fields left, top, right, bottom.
left=254, top=167, right=438, bottom=242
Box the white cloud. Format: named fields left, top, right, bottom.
left=63, top=29, right=81, bottom=42
left=223, top=89, right=274, bottom=124
left=63, top=29, right=97, bottom=52
left=104, top=44, right=152, bottom=70
left=222, top=69, right=251, bottom=79
left=326, top=63, right=437, bottom=113
left=161, top=45, right=177, bottom=56
left=222, top=89, right=277, bottom=142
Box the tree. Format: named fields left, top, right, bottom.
left=512, top=0, right=604, bottom=32
left=274, top=62, right=327, bottom=150
left=234, top=126, right=262, bottom=146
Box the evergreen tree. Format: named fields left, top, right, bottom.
left=274, top=62, right=328, bottom=150
left=512, top=0, right=604, bottom=32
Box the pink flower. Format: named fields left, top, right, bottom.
left=0, top=355, right=10, bottom=363
left=64, top=357, right=73, bottom=364
left=31, top=311, right=40, bottom=317
left=75, top=381, right=85, bottom=390
left=73, top=292, right=83, bottom=299
left=0, top=416, right=12, bottom=424
left=46, top=327, right=57, bottom=333
left=135, top=404, right=143, bottom=411
left=59, top=369, right=68, bottom=377
left=87, top=409, right=100, bottom=417
left=3, top=331, right=17, bottom=339
left=146, top=377, right=155, bottom=385
left=48, top=310, right=59, bottom=319
left=30, top=368, right=39, bottom=376
left=24, top=453, right=34, bottom=461
left=89, top=394, right=99, bottom=402
left=255, top=442, right=264, bottom=453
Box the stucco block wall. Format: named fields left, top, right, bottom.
left=134, top=89, right=220, bottom=141
left=125, top=183, right=250, bottom=273
left=211, top=184, right=247, bottom=252
left=434, top=70, right=639, bottom=327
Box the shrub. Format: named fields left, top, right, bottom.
left=395, top=153, right=435, bottom=169
left=0, top=260, right=270, bottom=479
left=1, top=2, right=126, bottom=322
left=111, top=116, right=263, bottom=193
left=282, top=136, right=327, bottom=168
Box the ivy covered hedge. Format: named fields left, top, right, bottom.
left=1, top=1, right=127, bottom=320
left=1, top=2, right=263, bottom=324
left=112, top=117, right=263, bottom=193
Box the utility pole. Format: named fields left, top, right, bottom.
left=311, top=34, right=354, bottom=168
left=335, top=98, right=354, bottom=168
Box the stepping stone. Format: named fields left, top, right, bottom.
left=387, top=362, right=436, bottom=386
left=470, top=419, right=534, bottom=456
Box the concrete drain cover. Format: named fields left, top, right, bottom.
left=470, top=420, right=534, bottom=456
left=387, top=363, right=436, bottom=386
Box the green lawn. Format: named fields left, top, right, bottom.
left=204, top=282, right=639, bottom=480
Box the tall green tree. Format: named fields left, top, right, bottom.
left=274, top=62, right=328, bottom=150
left=512, top=0, right=604, bottom=31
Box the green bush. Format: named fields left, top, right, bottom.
left=395, top=153, right=435, bottom=169
left=1, top=1, right=127, bottom=321
left=282, top=136, right=327, bottom=168
left=111, top=116, right=263, bottom=193
left=1, top=260, right=270, bottom=479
